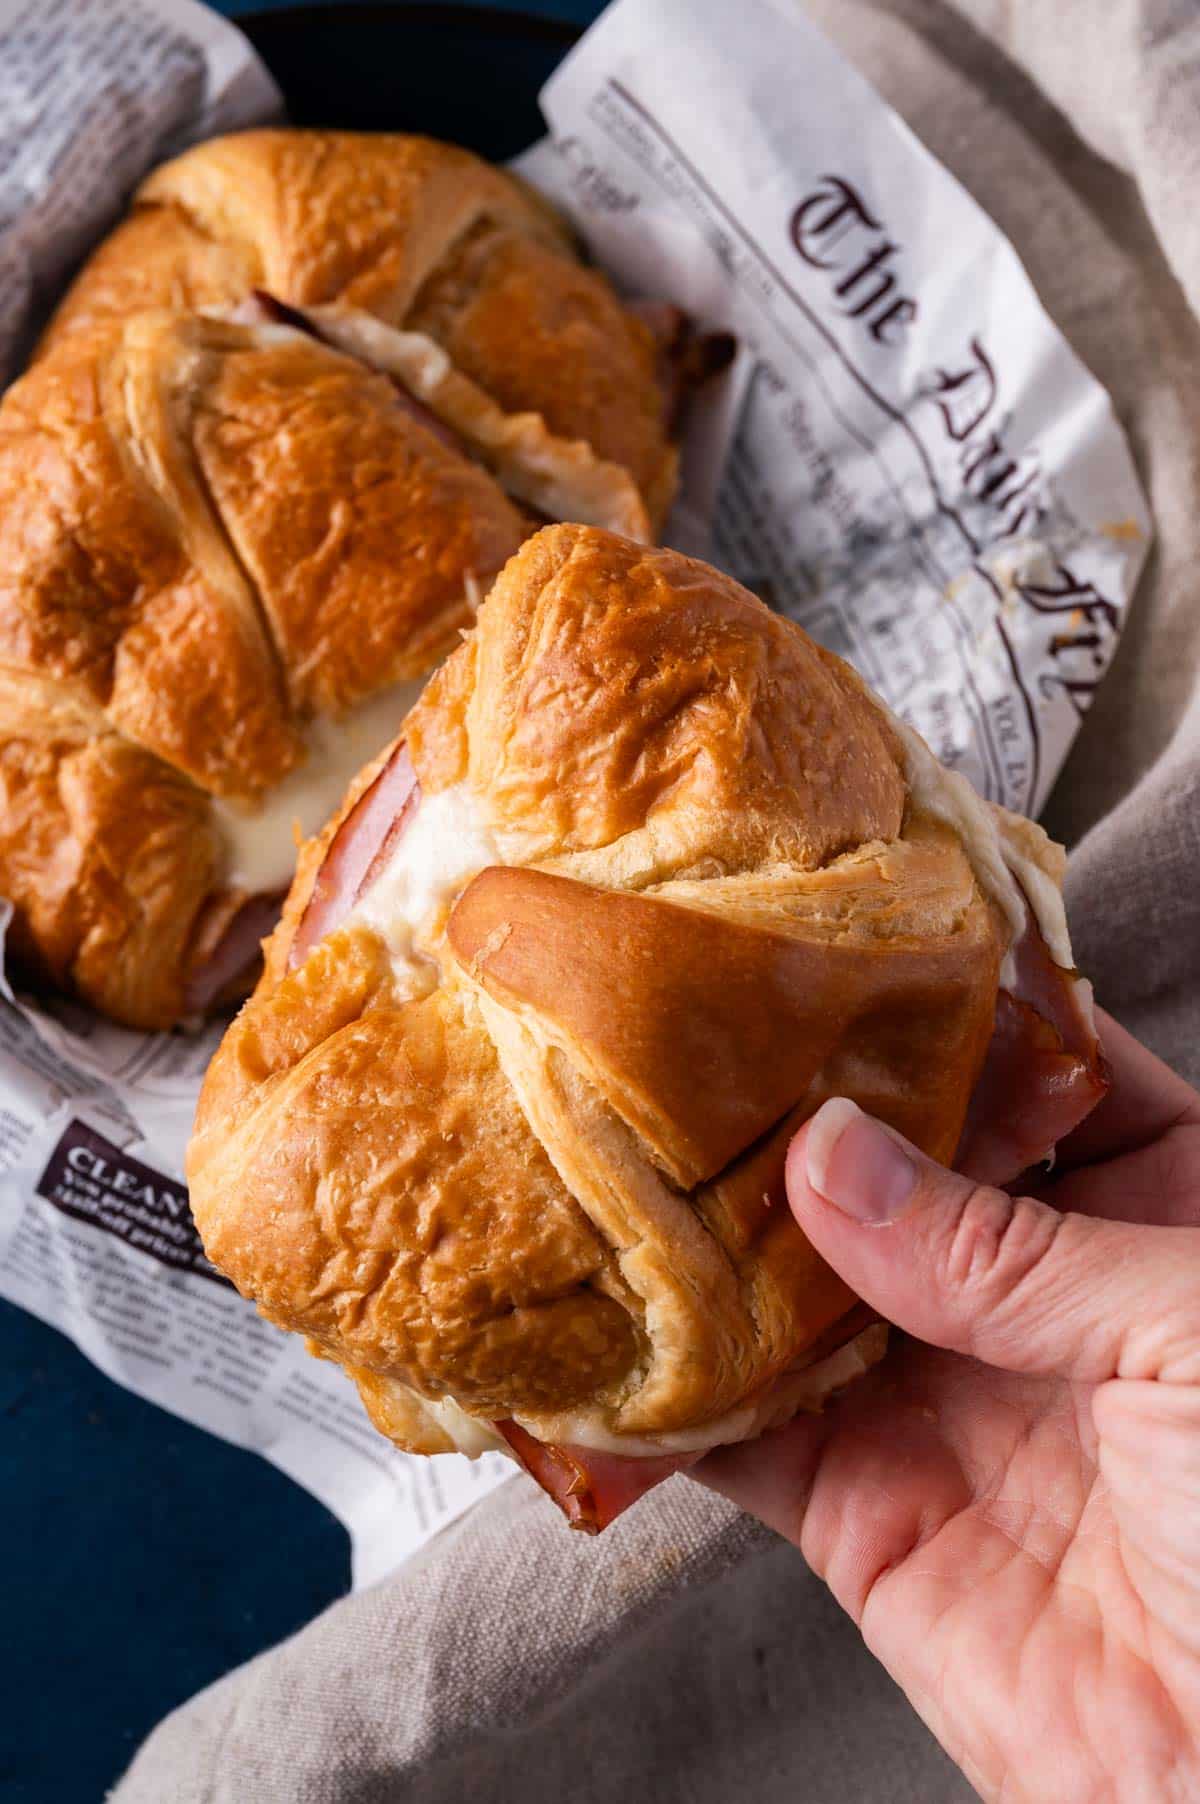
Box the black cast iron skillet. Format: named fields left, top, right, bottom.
left=241, top=4, right=578, bottom=157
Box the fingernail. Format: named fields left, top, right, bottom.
left=805, top=1098, right=919, bottom=1223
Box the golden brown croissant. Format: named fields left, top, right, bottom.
left=0, top=311, right=612, bottom=1028
left=2, top=133, right=688, bottom=1029
left=187, top=527, right=1107, bottom=1531
left=39, top=129, right=679, bottom=529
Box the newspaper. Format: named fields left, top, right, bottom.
left=0, top=921, right=511, bottom=1593
left=0, top=0, right=1150, bottom=1587
left=518, top=0, right=1151, bottom=816
left=0, top=0, right=513, bottom=1590
left=0, top=0, right=281, bottom=380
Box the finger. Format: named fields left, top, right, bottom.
left=1052, top=1008, right=1200, bottom=1172
left=693, top=1408, right=829, bottom=1547
left=788, top=1098, right=1200, bottom=1383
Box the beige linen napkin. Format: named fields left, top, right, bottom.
left=111, top=3, right=1200, bottom=1797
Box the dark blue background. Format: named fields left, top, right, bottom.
left=0, top=5, right=602, bottom=1798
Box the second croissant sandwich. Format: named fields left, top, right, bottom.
left=187, top=526, right=1107, bottom=1532
left=38, top=128, right=689, bottom=528
left=1, top=131, right=702, bottom=1029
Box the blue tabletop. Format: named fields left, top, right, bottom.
left=0, top=5, right=603, bottom=1800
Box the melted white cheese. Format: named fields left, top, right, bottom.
left=547, top=1402, right=757, bottom=1459
left=423, top=1396, right=509, bottom=1459
left=422, top=1336, right=883, bottom=1463
left=211, top=678, right=427, bottom=895
left=347, top=780, right=504, bottom=990
left=520, top=1328, right=886, bottom=1458
left=887, top=714, right=1074, bottom=978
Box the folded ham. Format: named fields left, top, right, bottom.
left=495, top=1422, right=702, bottom=1533
left=955, top=906, right=1107, bottom=1185
left=185, top=894, right=288, bottom=1016
left=290, top=743, right=421, bottom=971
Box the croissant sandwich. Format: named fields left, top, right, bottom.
left=187, top=526, right=1108, bottom=1532
left=37, top=130, right=691, bottom=518
left=1, top=131, right=712, bottom=1029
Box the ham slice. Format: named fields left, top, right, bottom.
left=186, top=739, right=421, bottom=1004
left=495, top=1420, right=700, bottom=1534
left=955, top=909, right=1107, bottom=1185
left=184, top=891, right=285, bottom=1014
left=289, top=743, right=420, bottom=969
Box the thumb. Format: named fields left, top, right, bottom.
left=788, top=1098, right=1200, bottom=1384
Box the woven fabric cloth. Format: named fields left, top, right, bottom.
left=112, top=3, right=1200, bottom=1797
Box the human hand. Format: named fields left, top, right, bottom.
left=697, top=1012, right=1200, bottom=1802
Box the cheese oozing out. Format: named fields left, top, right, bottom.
left=410, top=1328, right=886, bottom=1463
left=888, top=714, right=1075, bottom=981
left=211, top=678, right=428, bottom=896
left=347, top=780, right=505, bottom=995
left=423, top=1395, right=509, bottom=1459
left=523, top=1325, right=887, bottom=1458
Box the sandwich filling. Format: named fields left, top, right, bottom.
left=887, top=712, right=1074, bottom=977
left=366, top=1320, right=887, bottom=1533
left=346, top=781, right=504, bottom=996
left=210, top=677, right=429, bottom=897
left=233, top=294, right=655, bottom=540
